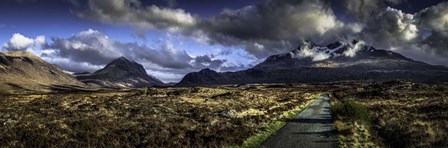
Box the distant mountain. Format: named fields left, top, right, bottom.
left=76, top=57, right=164, bottom=88
left=0, top=51, right=85, bottom=94
left=177, top=40, right=448, bottom=86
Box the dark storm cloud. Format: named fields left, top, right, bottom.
left=202, top=0, right=339, bottom=41
left=52, top=0, right=448, bottom=66
left=330, top=0, right=404, bottom=22
left=192, top=55, right=226, bottom=69
left=420, top=31, right=448, bottom=56
left=416, top=1, right=448, bottom=57
left=77, top=0, right=198, bottom=32
left=45, top=30, right=119, bottom=65
left=324, top=0, right=447, bottom=65
left=3, top=0, right=446, bottom=83
left=199, top=0, right=359, bottom=57
left=360, top=7, right=418, bottom=48
left=350, top=1, right=448, bottom=65
left=76, top=0, right=364, bottom=58
left=417, top=5, right=448, bottom=32
left=420, top=31, right=448, bottom=57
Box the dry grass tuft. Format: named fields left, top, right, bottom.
left=331, top=81, right=448, bottom=147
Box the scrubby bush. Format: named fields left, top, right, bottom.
left=331, top=101, right=370, bottom=124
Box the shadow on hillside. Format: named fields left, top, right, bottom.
left=42, top=84, right=106, bottom=94
left=6, top=83, right=36, bottom=92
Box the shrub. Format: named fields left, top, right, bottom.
left=331, top=101, right=371, bottom=124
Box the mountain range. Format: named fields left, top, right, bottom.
left=1, top=40, right=447, bottom=93
left=177, top=40, right=448, bottom=86
left=0, top=53, right=164, bottom=94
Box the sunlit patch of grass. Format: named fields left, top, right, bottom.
left=238, top=120, right=286, bottom=148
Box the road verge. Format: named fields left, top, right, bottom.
left=234, top=93, right=321, bottom=148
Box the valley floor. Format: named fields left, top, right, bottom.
left=0, top=81, right=446, bottom=147
left=0, top=84, right=321, bottom=147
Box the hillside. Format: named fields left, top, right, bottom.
left=0, top=51, right=85, bottom=94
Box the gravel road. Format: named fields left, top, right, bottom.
left=261, top=94, right=337, bottom=148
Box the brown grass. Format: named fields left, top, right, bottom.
left=2, top=81, right=446, bottom=147
left=331, top=81, right=448, bottom=147
left=0, top=84, right=320, bottom=147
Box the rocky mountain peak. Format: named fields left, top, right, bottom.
left=106, top=56, right=136, bottom=68
left=77, top=57, right=164, bottom=88
left=113, top=56, right=131, bottom=63
left=98, top=57, right=146, bottom=75
left=199, top=68, right=217, bottom=74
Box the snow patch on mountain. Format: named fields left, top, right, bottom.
left=343, top=40, right=366, bottom=57
left=289, top=40, right=371, bottom=61
left=297, top=44, right=331, bottom=61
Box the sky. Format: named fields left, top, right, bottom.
left=1, top=0, right=448, bottom=82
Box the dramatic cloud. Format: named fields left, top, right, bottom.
left=2, top=0, right=447, bottom=83
left=395, top=44, right=448, bottom=66
left=331, top=1, right=447, bottom=65
left=13, top=0, right=444, bottom=70
left=343, top=41, right=367, bottom=57
left=45, top=29, right=124, bottom=65
left=420, top=31, right=448, bottom=57
left=416, top=2, right=448, bottom=57
left=293, top=40, right=369, bottom=61
left=203, top=0, right=341, bottom=41
left=200, top=0, right=356, bottom=57
left=78, top=0, right=197, bottom=32
left=2, top=33, right=45, bottom=51
left=43, top=56, right=104, bottom=73
left=192, top=55, right=226, bottom=69
left=296, top=43, right=331, bottom=61
left=332, top=0, right=404, bottom=22
left=361, top=7, right=418, bottom=48
left=417, top=2, right=448, bottom=32
left=76, top=0, right=362, bottom=58
left=72, top=0, right=448, bottom=66
left=39, top=29, right=241, bottom=82
left=1, top=29, right=245, bottom=82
